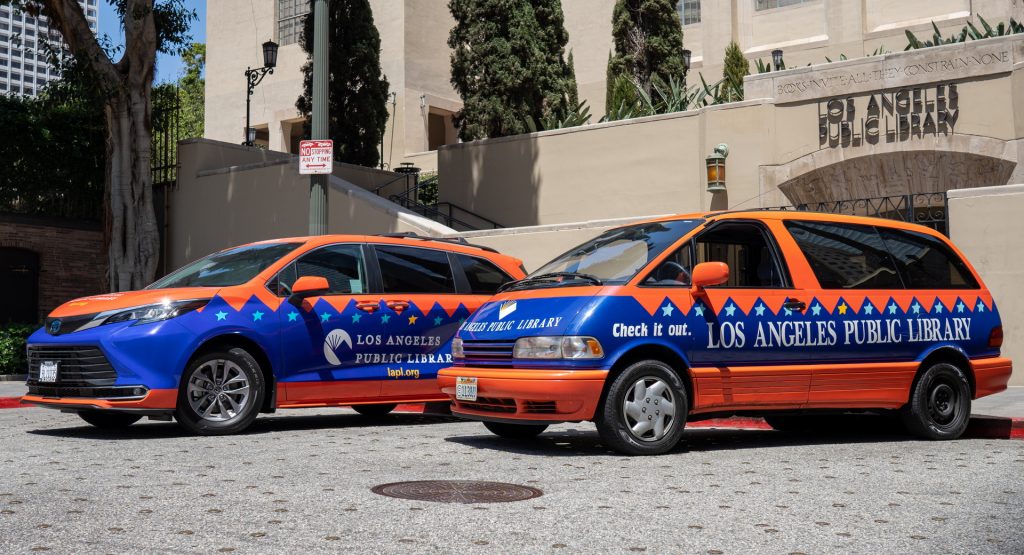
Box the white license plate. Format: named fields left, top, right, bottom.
left=39, top=360, right=58, bottom=383
left=455, top=377, right=478, bottom=401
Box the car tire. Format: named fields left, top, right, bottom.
left=483, top=421, right=548, bottom=439
left=175, top=347, right=265, bottom=436
left=595, top=360, right=688, bottom=456
left=900, top=362, right=972, bottom=440
left=77, top=410, right=142, bottom=429
left=352, top=403, right=398, bottom=417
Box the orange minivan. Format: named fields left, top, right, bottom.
left=439, top=212, right=1011, bottom=455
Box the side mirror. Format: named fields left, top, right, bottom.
left=288, top=275, right=330, bottom=305
left=689, top=262, right=729, bottom=296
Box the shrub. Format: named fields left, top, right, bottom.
left=0, top=324, right=34, bottom=375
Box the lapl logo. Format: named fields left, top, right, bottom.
left=323, top=328, right=353, bottom=366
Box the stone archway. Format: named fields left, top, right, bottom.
left=759, top=134, right=1020, bottom=207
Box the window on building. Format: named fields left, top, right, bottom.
left=277, top=0, right=310, bottom=46
left=456, top=254, right=514, bottom=295
left=0, top=248, right=39, bottom=324
left=375, top=245, right=456, bottom=294
left=24, top=86, right=33, bottom=95
left=0, top=83, right=7, bottom=91
left=427, top=108, right=456, bottom=151
left=784, top=221, right=902, bottom=289
left=877, top=228, right=979, bottom=289
left=677, top=0, right=701, bottom=25
left=755, top=0, right=812, bottom=10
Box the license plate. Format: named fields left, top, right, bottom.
left=39, top=360, right=59, bottom=383
left=456, top=377, right=478, bottom=401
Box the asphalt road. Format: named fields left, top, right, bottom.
left=1, top=406, right=1022, bottom=554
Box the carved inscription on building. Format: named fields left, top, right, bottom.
left=818, top=83, right=958, bottom=148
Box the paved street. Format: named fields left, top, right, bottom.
left=1, top=404, right=1022, bottom=554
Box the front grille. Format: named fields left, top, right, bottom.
left=523, top=401, right=558, bottom=414
left=27, top=385, right=147, bottom=399
left=462, top=340, right=515, bottom=366
left=457, top=397, right=517, bottom=414
left=27, top=346, right=117, bottom=387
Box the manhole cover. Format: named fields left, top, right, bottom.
left=371, top=480, right=543, bottom=504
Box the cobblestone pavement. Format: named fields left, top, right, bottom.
left=1, top=407, right=1022, bottom=554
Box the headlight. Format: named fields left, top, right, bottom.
left=99, top=299, right=209, bottom=327
left=452, top=337, right=464, bottom=359
left=513, top=336, right=604, bottom=360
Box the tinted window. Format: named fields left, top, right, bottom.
left=376, top=246, right=456, bottom=294
left=785, top=221, right=902, bottom=289
left=877, top=228, right=979, bottom=289
left=272, top=244, right=367, bottom=296
left=148, top=242, right=301, bottom=289
left=457, top=254, right=512, bottom=295
left=692, top=223, right=784, bottom=287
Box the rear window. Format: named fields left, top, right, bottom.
left=877, top=228, right=979, bottom=289
left=785, top=221, right=901, bottom=289
left=456, top=254, right=513, bottom=295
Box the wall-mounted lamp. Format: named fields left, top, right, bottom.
left=705, top=143, right=729, bottom=193
left=771, top=49, right=784, bottom=71
left=681, top=49, right=692, bottom=88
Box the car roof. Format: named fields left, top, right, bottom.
left=627, top=209, right=947, bottom=236
left=240, top=233, right=514, bottom=259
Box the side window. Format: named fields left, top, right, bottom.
left=643, top=243, right=693, bottom=286
left=693, top=223, right=785, bottom=287
left=376, top=245, right=456, bottom=294
left=784, top=221, right=902, bottom=289
left=877, top=228, right=979, bottom=289
left=457, top=254, right=514, bottom=295
left=271, top=244, right=367, bottom=296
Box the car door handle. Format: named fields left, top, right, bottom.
left=783, top=299, right=806, bottom=312
left=356, top=300, right=380, bottom=313
left=385, top=300, right=410, bottom=313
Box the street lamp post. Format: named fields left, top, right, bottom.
left=243, top=40, right=279, bottom=146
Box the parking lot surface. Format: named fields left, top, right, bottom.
left=1, top=407, right=1022, bottom=554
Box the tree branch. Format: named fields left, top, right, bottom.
left=41, top=0, right=121, bottom=86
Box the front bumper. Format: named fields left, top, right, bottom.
left=21, top=389, right=178, bottom=414
left=438, top=366, right=608, bottom=423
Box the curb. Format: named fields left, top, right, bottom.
left=0, top=397, right=23, bottom=409
left=0, top=374, right=27, bottom=382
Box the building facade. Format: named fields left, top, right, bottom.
left=205, top=0, right=1024, bottom=170
left=0, top=0, right=99, bottom=97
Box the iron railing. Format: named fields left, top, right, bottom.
left=766, top=192, right=949, bottom=235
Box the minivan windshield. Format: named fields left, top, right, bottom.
left=521, top=219, right=704, bottom=289
left=147, top=242, right=302, bottom=289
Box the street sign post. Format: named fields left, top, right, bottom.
left=299, top=139, right=333, bottom=175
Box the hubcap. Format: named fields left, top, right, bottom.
left=622, top=376, right=676, bottom=442
left=927, top=381, right=958, bottom=425
left=186, top=359, right=250, bottom=422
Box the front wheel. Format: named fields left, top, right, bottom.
left=175, top=347, right=265, bottom=436
left=78, top=410, right=142, bottom=429
left=352, top=403, right=398, bottom=417
left=595, top=360, right=688, bottom=456
left=483, top=421, right=548, bottom=439
left=900, top=362, right=971, bottom=440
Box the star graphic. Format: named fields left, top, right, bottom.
left=934, top=302, right=943, bottom=313
left=911, top=302, right=921, bottom=314
left=661, top=303, right=674, bottom=317
left=811, top=304, right=822, bottom=316
left=320, top=312, right=331, bottom=322
left=888, top=303, right=899, bottom=315
left=754, top=304, right=766, bottom=316
left=215, top=311, right=227, bottom=321
left=434, top=316, right=443, bottom=326
left=408, top=315, right=418, bottom=325
left=381, top=314, right=391, bottom=324
left=724, top=304, right=737, bottom=317
left=863, top=303, right=874, bottom=315
left=956, top=301, right=966, bottom=313
left=252, top=310, right=264, bottom=322
left=976, top=300, right=985, bottom=312
left=783, top=308, right=793, bottom=316
left=287, top=312, right=298, bottom=322
left=693, top=304, right=705, bottom=317
left=352, top=313, right=362, bottom=323
left=838, top=303, right=848, bottom=315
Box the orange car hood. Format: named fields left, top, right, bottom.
left=50, top=288, right=218, bottom=318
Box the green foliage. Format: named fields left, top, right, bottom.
left=416, top=172, right=439, bottom=206
left=606, top=0, right=686, bottom=98
left=177, top=42, right=205, bottom=140
left=722, top=41, right=749, bottom=102
left=109, top=0, right=198, bottom=56
left=0, top=324, right=34, bottom=375
left=601, top=73, right=734, bottom=122
left=755, top=58, right=773, bottom=74
left=295, top=0, right=390, bottom=167
left=449, top=0, right=578, bottom=140
left=526, top=94, right=592, bottom=132
left=904, top=16, right=1023, bottom=50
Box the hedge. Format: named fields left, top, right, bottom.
left=0, top=324, right=34, bottom=375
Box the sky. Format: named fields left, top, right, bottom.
left=97, top=0, right=207, bottom=84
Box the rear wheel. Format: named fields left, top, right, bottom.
left=175, top=347, right=264, bottom=436
left=595, top=360, right=688, bottom=456
left=901, top=362, right=971, bottom=440
left=77, top=410, right=141, bottom=429
left=352, top=403, right=398, bottom=417
left=483, top=421, right=548, bottom=439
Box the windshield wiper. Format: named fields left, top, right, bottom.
left=499, top=272, right=603, bottom=293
